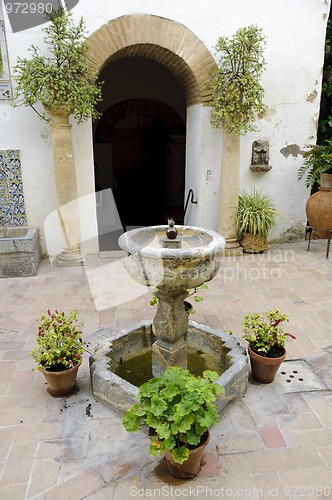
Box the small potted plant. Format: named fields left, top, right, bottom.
left=242, top=308, right=296, bottom=383
left=30, top=309, right=87, bottom=396
left=122, top=366, right=224, bottom=479
left=236, top=189, right=280, bottom=253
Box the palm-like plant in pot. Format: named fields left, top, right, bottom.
left=122, top=366, right=224, bottom=479
left=297, top=142, right=332, bottom=238
left=242, top=308, right=296, bottom=383
left=236, top=189, right=279, bottom=253
left=30, top=309, right=87, bottom=396
left=297, top=141, right=332, bottom=189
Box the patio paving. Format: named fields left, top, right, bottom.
left=0, top=240, right=332, bottom=499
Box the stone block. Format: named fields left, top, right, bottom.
left=0, top=227, right=41, bottom=277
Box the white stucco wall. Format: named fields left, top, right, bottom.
left=0, top=0, right=330, bottom=254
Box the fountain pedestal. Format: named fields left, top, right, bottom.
left=152, top=288, right=189, bottom=376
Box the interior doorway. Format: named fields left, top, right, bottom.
left=93, top=56, right=186, bottom=250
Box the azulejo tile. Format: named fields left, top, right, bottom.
left=0, top=149, right=26, bottom=226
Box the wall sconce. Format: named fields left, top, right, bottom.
left=250, top=140, right=272, bottom=172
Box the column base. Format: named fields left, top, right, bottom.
left=152, top=340, right=187, bottom=377
left=221, top=238, right=243, bottom=257
left=57, top=250, right=87, bottom=267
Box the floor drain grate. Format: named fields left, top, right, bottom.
left=273, top=360, right=327, bottom=393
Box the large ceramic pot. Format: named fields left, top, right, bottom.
left=42, top=359, right=82, bottom=396
left=165, top=430, right=210, bottom=479
left=306, top=173, right=332, bottom=238
left=248, top=346, right=286, bottom=384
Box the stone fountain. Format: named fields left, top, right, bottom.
left=90, top=223, right=249, bottom=414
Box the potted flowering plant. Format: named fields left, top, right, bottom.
left=242, top=308, right=296, bottom=383
left=122, top=366, right=224, bottom=479
left=30, top=309, right=87, bottom=396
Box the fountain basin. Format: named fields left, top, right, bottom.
left=0, top=227, right=41, bottom=277
left=89, top=320, right=249, bottom=414
left=118, top=225, right=225, bottom=289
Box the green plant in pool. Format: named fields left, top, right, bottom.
left=122, top=366, right=224, bottom=464
left=150, top=284, right=208, bottom=314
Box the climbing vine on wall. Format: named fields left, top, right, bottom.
left=0, top=44, right=3, bottom=78
left=317, top=16, right=332, bottom=144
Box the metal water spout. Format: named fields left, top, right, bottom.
left=162, top=218, right=181, bottom=248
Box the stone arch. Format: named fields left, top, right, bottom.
left=87, top=14, right=216, bottom=106
left=95, top=99, right=185, bottom=142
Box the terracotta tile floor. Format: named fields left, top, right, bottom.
left=0, top=240, right=331, bottom=499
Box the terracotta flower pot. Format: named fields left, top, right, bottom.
left=248, top=345, right=286, bottom=384
left=42, top=359, right=82, bottom=396
left=165, top=430, right=210, bottom=479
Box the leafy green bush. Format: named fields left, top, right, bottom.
left=208, top=25, right=266, bottom=135
left=122, top=366, right=224, bottom=464
left=13, top=8, right=103, bottom=123
left=30, top=309, right=86, bottom=371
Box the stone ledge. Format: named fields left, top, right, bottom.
left=0, top=227, right=41, bottom=277
left=90, top=319, right=249, bottom=415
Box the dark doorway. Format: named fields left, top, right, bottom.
left=110, top=114, right=171, bottom=227
left=93, top=57, right=186, bottom=250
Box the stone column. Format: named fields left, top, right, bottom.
left=218, top=133, right=242, bottom=256
left=49, top=107, right=86, bottom=266
left=152, top=288, right=189, bottom=377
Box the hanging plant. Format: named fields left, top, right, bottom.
left=12, top=7, right=103, bottom=123
left=208, top=25, right=267, bottom=135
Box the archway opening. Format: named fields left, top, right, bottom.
left=93, top=55, right=186, bottom=250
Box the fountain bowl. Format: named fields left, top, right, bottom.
left=118, top=225, right=226, bottom=289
